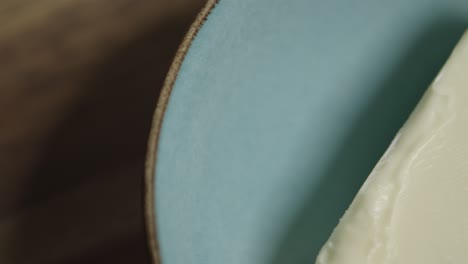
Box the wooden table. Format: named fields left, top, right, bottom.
left=0, top=0, right=206, bottom=263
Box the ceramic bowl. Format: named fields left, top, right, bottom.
left=146, top=0, right=468, bottom=263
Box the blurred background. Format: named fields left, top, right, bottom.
left=0, top=0, right=206, bottom=263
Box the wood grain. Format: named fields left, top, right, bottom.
left=0, top=0, right=206, bottom=263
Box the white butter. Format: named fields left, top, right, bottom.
left=316, top=31, right=468, bottom=264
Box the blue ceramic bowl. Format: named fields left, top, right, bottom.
left=146, top=0, right=468, bottom=263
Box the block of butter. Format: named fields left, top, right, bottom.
left=316, top=31, right=468, bottom=264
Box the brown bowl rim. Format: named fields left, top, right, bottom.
left=144, top=0, right=219, bottom=263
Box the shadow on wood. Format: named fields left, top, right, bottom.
left=0, top=0, right=206, bottom=263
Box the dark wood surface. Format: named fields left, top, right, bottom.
left=0, top=0, right=206, bottom=263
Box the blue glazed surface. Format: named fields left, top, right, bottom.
left=154, top=0, right=468, bottom=263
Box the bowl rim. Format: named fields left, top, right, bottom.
left=144, top=1, right=219, bottom=263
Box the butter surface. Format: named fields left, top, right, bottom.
left=316, top=31, right=468, bottom=264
